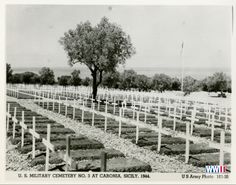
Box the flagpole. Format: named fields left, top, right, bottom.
left=180, top=41, right=184, bottom=92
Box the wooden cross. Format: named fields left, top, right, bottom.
left=144, top=105, right=147, bottom=123
left=19, top=111, right=27, bottom=148
left=179, top=101, right=183, bottom=119
left=186, top=107, right=198, bottom=135
left=132, top=101, right=136, bottom=119
left=12, top=107, right=17, bottom=139
left=112, top=97, right=117, bottom=115
left=72, top=99, right=76, bottom=120
left=90, top=98, right=95, bottom=108
left=52, top=95, right=55, bottom=111
left=81, top=100, right=85, bottom=123
left=168, top=99, right=171, bottom=116
left=170, top=105, right=179, bottom=131
left=157, top=99, right=161, bottom=116
left=97, top=98, right=101, bottom=111
left=65, top=97, right=68, bottom=116
left=185, top=121, right=190, bottom=163
left=138, top=101, right=142, bottom=112
left=47, top=93, right=49, bottom=110
left=84, top=96, right=88, bottom=106
left=118, top=108, right=122, bottom=137
left=43, top=92, right=46, bottom=108
left=28, top=116, right=40, bottom=159
left=42, top=124, right=55, bottom=171
left=121, top=101, right=126, bottom=117
left=58, top=96, right=61, bottom=114
left=104, top=100, right=109, bottom=132
left=92, top=102, right=95, bottom=126
left=6, top=103, right=11, bottom=131
left=157, top=117, right=162, bottom=152
left=210, top=114, right=216, bottom=141
left=65, top=135, right=72, bottom=171
left=135, top=111, right=140, bottom=144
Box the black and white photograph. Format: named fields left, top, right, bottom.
left=1, top=1, right=235, bottom=184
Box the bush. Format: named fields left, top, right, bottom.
left=135, top=74, right=151, bottom=92
left=171, top=77, right=181, bottom=91
left=102, top=71, right=121, bottom=89
left=10, top=72, right=40, bottom=84
left=82, top=77, right=91, bottom=86
left=58, top=75, right=71, bottom=86
left=152, top=73, right=172, bottom=92
left=11, top=73, right=23, bottom=84
left=119, top=70, right=138, bottom=90
left=201, top=72, right=231, bottom=93
left=39, top=67, right=55, bottom=85
left=70, top=69, right=82, bottom=86
left=183, top=76, right=199, bottom=95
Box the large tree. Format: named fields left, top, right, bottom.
left=59, top=17, right=135, bottom=99
left=39, top=67, right=55, bottom=85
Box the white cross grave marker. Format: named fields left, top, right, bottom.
left=136, top=111, right=140, bottom=144
left=12, top=107, right=17, bottom=139
left=42, top=124, right=55, bottom=171
left=185, top=121, right=190, bottom=163
left=157, top=117, right=162, bottom=152
left=6, top=103, right=11, bottom=131
left=20, top=111, right=27, bottom=147
left=28, top=116, right=40, bottom=159
left=118, top=108, right=122, bottom=137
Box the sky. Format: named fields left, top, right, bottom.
left=6, top=5, right=232, bottom=69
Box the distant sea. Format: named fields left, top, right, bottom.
left=12, top=67, right=231, bottom=80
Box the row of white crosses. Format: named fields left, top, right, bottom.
left=7, top=88, right=19, bottom=98
left=6, top=103, right=54, bottom=171
left=34, top=87, right=230, bottom=142
left=39, top=91, right=231, bottom=166
left=15, top=86, right=230, bottom=142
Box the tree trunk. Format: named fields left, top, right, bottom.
left=92, top=72, right=98, bottom=100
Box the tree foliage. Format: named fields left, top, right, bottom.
left=10, top=72, right=40, bottom=84
left=183, top=76, right=199, bottom=95
left=81, top=77, right=91, bottom=86
left=152, top=73, right=172, bottom=92
left=70, top=69, right=82, bottom=86
left=135, top=74, right=152, bottom=92
left=102, top=70, right=121, bottom=88
left=58, top=75, right=71, bottom=86
left=39, top=67, right=55, bottom=85
left=171, top=77, right=181, bottom=91
left=205, top=72, right=228, bottom=92
left=6, top=63, right=13, bottom=83
left=59, top=17, right=135, bottom=98
left=119, top=69, right=138, bottom=90
left=22, top=72, right=40, bottom=84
